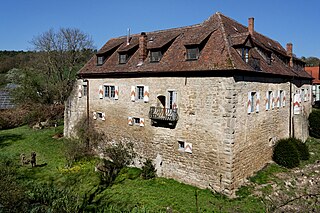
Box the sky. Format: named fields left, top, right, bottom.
left=0, top=0, right=319, bottom=58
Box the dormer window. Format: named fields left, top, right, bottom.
left=97, top=56, right=105, bottom=65
left=242, top=47, right=249, bottom=63
left=150, top=50, right=162, bottom=62
left=186, top=46, right=200, bottom=60
left=119, top=53, right=128, bottom=64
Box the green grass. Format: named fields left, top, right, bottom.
left=0, top=125, right=268, bottom=212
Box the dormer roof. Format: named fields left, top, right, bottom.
left=79, top=12, right=311, bottom=80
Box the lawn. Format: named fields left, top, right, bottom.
left=3, top=125, right=319, bottom=212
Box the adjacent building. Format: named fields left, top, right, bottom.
left=64, top=12, right=312, bottom=196
left=305, top=66, right=320, bottom=103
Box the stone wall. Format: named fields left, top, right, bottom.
left=64, top=75, right=312, bottom=196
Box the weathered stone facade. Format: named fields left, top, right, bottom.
left=64, top=75, right=311, bottom=196
left=64, top=12, right=313, bottom=196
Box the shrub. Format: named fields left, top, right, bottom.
left=141, top=159, right=156, bottom=180
left=309, top=109, right=320, bottom=138
left=272, top=138, right=300, bottom=168
left=289, top=137, right=310, bottom=161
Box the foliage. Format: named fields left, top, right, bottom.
left=290, top=137, right=310, bottom=161
left=141, top=159, right=156, bottom=180
left=301, top=56, right=320, bottom=67
left=272, top=138, right=300, bottom=168
left=309, top=109, right=320, bottom=138
left=103, top=141, right=135, bottom=170
left=9, top=28, right=94, bottom=105
left=98, top=142, right=136, bottom=186
left=0, top=104, right=64, bottom=130
left=0, top=155, right=28, bottom=213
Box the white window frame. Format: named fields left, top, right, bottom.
left=178, top=141, right=185, bottom=151
left=267, top=91, right=272, bottom=110
left=104, top=85, right=115, bottom=99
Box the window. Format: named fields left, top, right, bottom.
left=168, top=90, right=178, bottom=109
left=137, top=86, right=144, bottom=100
left=178, top=141, right=185, bottom=150
left=97, top=56, right=105, bottom=65
left=248, top=91, right=256, bottom=113
left=119, top=53, right=128, bottom=64
left=104, top=85, right=115, bottom=98
left=133, top=117, right=140, bottom=125
left=242, top=47, right=249, bottom=63
left=267, top=91, right=272, bottom=110
left=83, top=85, right=87, bottom=96
left=279, top=90, right=283, bottom=107
left=94, top=112, right=105, bottom=121
left=186, top=47, right=199, bottom=60
left=301, top=89, right=305, bottom=102
left=150, top=50, right=162, bottom=62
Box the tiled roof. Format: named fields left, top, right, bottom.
left=305, top=67, right=320, bottom=84
left=79, top=12, right=312, bottom=80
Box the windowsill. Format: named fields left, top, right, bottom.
left=186, top=58, right=198, bottom=61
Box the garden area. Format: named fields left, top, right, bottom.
left=0, top=109, right=320, bottom=212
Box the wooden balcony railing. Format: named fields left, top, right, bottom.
left=149, top=107, right=179, bottom=122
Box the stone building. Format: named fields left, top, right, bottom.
left=305, top=66, right=320, bottom=103
left=64, top=12, right=312, bottom=196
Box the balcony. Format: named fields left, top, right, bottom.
left=149, top=107, right=179, bottom=128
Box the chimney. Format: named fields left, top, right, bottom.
left=248, top=17, right=254, bottom=35
left=286, top=43, right=293, bottom=67
left=139, top=32, right=147, bottom=62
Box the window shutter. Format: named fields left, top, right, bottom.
left=277, top=90, right=280, bottom=108
left=139, top=118, right=145, bottom=127
left=114, top=86, right=119, bottom=100
left=93, top=112, right=97, bottom=120
left=256, top=92, right=260, bottom=112
left=131, top=86, right=135, bottom=102
left=102, top=113, right=106, bottom=121
left=185, top=142, right=192, bottom=153
left=283, top=91, right=286, bottom=107
left=128, top=116, right=133, bottom=125
left=99, top=85, right=103, bottom=99
left=143, top=86, right=149, bottom=102
left=78, top=85, right=82, bottom=98
left=247, top=92, right=252, bottom=114
left=265, top=91, right=269, bottom=110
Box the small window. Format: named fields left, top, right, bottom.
left=301, top=89, right=306, bottom=102
left=178, top=141, right=185, bottom=150
left=133, top=117, right=140, bottom=125
left=97, top=112, right=103, bottom=119
left=150, top=50, right=162, bottom=62
left=97, top=56, right=105, bottom=65
left=83, top=85, right=87, bottom=96
left=279, top=90, right=284, bottom=107
left=186, top=47, right=199, bottom=60
left=119, top=53, right=128, bottom=64
left=266, top=91, right=273, bottom=110
left=137, top=86, right=144, bottom=100
left=242, top=47, right=249, bottom=63
left=266, top=52, right=272, bottom=65
left=104, top=85, right=115, bottom=98
left=249, top=92, right=256, bottom=113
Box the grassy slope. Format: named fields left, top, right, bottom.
left=0, top=126, right=267, bottom=212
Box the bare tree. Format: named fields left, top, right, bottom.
left=27, top=28, right=95, bottom=104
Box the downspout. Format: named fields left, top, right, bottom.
left=289, top=79, right=292, bottom=137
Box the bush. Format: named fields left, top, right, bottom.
left=141, top=159, right=156, bottom=180
left=272, top=138, right=300, bottom=168
left=290, top=137, right=310, bottom=161
left=309, top=109, right=320, bottom=138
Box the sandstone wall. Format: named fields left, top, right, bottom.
left=64, top=76, right=312, bottom=196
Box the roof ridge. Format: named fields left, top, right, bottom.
left=216, top=12, right=235, bottom=69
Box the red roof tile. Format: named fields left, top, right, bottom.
left=79, top=12, right=312, bottom=80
